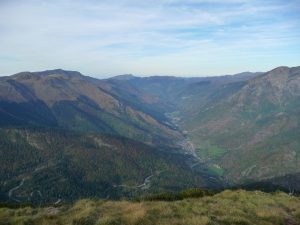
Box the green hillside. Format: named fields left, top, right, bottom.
left=175, top=66, right=300, bottom=184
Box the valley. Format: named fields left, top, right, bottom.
left=0, top=66, right=300, bottom=204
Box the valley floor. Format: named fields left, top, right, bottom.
left=1, top=190, right=300, bottom=225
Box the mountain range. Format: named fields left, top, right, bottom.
left=0, top=66, right=299, bottom=203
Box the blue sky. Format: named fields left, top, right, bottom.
left=0, top=0, right=299, bottom=77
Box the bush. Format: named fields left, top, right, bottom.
left=141, top=188, right=214, bottom=201
left=178, top=188, right=214, bottom=199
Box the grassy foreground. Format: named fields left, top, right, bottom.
left=1, top=190, right=300, bottom=225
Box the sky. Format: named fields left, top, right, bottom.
left=0, top=0, right=299, bottom=77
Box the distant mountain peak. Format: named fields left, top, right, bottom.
left=267, top=66, right=290, bottom=74
left=265, top=66, right=299, bottom=75
left=10, top=69, right=85, bottom=81
left=34, top=69, right=84, bottom=78
left=111, top=74, right=136, bottom=80
left=258, top=66, right=300, bottom=80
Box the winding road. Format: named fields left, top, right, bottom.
left=113, top=170, right=164, bottom=190
left=8, top=178, right=25, bottom=202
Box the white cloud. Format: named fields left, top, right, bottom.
left=0, top=0, right=299, bottom=76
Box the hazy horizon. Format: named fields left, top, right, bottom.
left=1, top=66, right=268, bottom=78
left=1, top=0, right=299, bottom=78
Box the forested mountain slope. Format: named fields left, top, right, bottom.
left=0, top=128, right=221, bottom=204
left=175, top=66, right=300, bottom=184
left=0, top=69, right=179, bottom=146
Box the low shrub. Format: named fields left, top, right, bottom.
left=141, top=188, right=214, bottom=201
